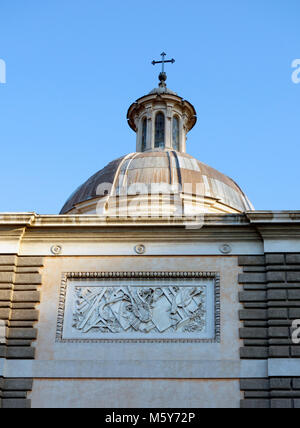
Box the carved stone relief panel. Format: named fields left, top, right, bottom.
left=56, top=272, right=220, bottom=343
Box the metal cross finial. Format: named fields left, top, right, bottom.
left=152, top=52, right=175, bottom=87
left=152, top=52, right=175, bottom=73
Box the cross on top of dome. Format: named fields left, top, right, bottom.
left=152, top=52, right=175, bottom=87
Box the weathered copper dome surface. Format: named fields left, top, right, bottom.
left=60, top=151, right=253, bottom=214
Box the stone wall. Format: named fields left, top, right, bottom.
left=0, top=255, right=43, bottom=408
left=26, top=255, right=243, bottom=408
left=240, top=378, right=300, bottom=409
left=1, top=212, right=299, bottom=408
left=0, top=378, right=32, bottom=408
left=239, top=253, right=300, bottom=408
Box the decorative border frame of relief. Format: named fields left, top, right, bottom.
left=56, top=271, right=221, bottom=344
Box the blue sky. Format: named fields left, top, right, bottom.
left=0, top=0, right=299, bottom=214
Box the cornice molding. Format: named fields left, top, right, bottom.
left=0, top=213, right=35, bottom=226
left=245, top=211, right=300, bottom=241
left=0, top=213, right=249, bottom=228
left=246, top=211, right=300, bottom=224
left=0, top=212, right=299, bottom=255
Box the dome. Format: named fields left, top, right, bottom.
left=60, top=151, right=253, bottom=215
left=60, top=57, right=254, bottom=217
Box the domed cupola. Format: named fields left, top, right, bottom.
left=127, top=55, right=196, bottom=154
left=60, top=54, right=254, bottom=216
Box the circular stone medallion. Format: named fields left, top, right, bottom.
left=219, top=244, right=232, bottom=255
left=134, top=244, right=146, bottom=255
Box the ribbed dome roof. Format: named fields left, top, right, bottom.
left=60, top=151, right=253, bottom=215
left=148, top=86, right=177, bottom=96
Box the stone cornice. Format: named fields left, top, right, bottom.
left=1, top=213, right=258, bottom=244
left=0, top=212, right=299, bottom=256
left=127, top=92, right=197, bottom=133
left=245, top=211, right=300, bottom=242
left=0, top=214, right=35, bottom=254
left=246, top=211, right=300, bottom=224
left=0, top=211, right=293, bottom=228
left=0, top=213, right=35, bottom=226
left=0, top=213, right=249, bottom=228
